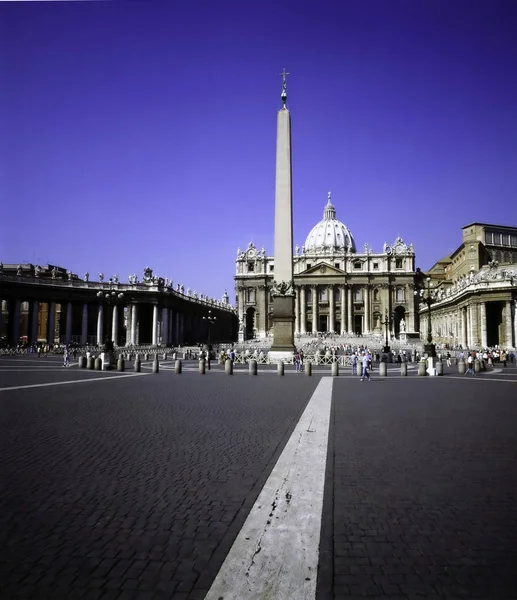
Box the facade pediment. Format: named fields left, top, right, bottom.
left=299, top=262, right=343, bottom=276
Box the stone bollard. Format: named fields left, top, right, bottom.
left=94, top=357, right=102, bottom=371
left=162, top=353, right=167, bottom=361
left=331, top=361, right=339, bottom=377
left=199, top=359, right=205, bottom=374
left=474, top=359, right=481, bottom=373
left=78, top=356, right=86, bottom=368
left=400, top=362, right=407, bottom=376
left=152, top=358, right=159, bottom=374
left=144, top=353, right=149, bottom=361
left=249, top=359, right=257, bottom=375
left=436, top=360, right=443, bottom=376
left=87, top=356, right=95, bottom=370
left=134, top=357, right=141, bottom=372
left=277, top=362, right=284, bottom=376
left=418, top=362, right=427, bottom=376
left=379, top=362, right=387, bottom=377
left=457, top=359, right=466, bottom=375
left=174, top=359, right=182, bottom=374
left=305, top=362, right=312, bottom=376
left=225, top=358, right=233, bottom=375
left=117, top=357, right=125, bottom=372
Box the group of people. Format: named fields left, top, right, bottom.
left=350, top=351, right=373, bottom=381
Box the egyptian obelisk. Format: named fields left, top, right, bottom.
left=270, top=69, right=296, bottom=357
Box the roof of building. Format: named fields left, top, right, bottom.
left=462, top=222, right=517, bottom=232
left=304, top=193, right=356, bottom=252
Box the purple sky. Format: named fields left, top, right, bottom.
left=1, top=0, right=516, bottom=302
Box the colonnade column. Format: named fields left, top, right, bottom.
left=294, top=287, right=299, bottom=335
left=130, top=304, right=138, bottom=345
left=12, top=299, right=21, bottom=346
left=347, top=287, right=352, bottom=334
left=480, top=302, right=487, bottom=348
left=514, top=300, right=517, bottom=349
left=31, top=300, right=39, bottom=343
left=329, top=285, right=335, bottom=333
left=152, top=305, right=158, bottom=346
left=364, top=286, right=370, bottom=334
left=112, top=305, right=119, bottom=345
left=47, top=302, right=56, bottom=346
left=300, top=285, right=306, bottom=334
left=65, top=302, right=73, bottom=345
left=340, top=285, right=346, bottom=334
left=505, top=301, right=513, bottom=348
left=169, top=309, right=175, bottom=345
left=311, top=286, right=318, bottom=333
left=81, top=303, right=88, bottom=345
left=96, top=305, right=104, bottom=346
left=162, top=307, right=169, bottom=345
left=461, top=307, right=468, bottom=348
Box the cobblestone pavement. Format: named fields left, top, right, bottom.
left=323, top=373, right=517, bottom=600
left=1, top=357, right=516, bottom=599
left=0, top=357, right=318, bottom=599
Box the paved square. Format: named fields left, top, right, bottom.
left=1, top=356, right=516, bottom=599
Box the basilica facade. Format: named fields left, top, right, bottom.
left=235, top=193, right=418, bottom=340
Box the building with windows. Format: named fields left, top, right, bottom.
left=235, top=193, right=418, bottom=340
left=420, top=222, right=517, bottom=349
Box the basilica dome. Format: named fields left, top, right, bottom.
left=304, top=193, right=356, bottom=252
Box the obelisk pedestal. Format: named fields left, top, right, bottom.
left=269, top=70, right=296, bottom=361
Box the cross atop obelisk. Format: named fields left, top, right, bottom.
left=270, top=69, right=296, bottom=357
left=280, top=68, right=290, bottom=106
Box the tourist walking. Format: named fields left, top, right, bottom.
left=351, top=353, right=357, bottom=375
left=295, top=351, right=301, bottom=372
left=446, top=351, right=451, bottom=367
left=360, top=352, right=371, bottom=382
left=465, top=354, right=475, bottom=375
left=63, top=346, right=70, bottom=367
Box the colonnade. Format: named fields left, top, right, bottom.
left=421, top=299, right=516, bottom=348
left=0, top=296, right=235, bottom=347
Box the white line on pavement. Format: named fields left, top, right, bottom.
left=0, top=373, right=151, bottom=392
left=205, top=376, right=333, bottom=600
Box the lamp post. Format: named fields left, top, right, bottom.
left=202, top=309, right=216, bottom=370
left=414, top=273, right=436, bottom=357
left=97, top=279, right=124, bottom=349
left=380, top=309, right=396, bottom=354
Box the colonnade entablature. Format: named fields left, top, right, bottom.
left=0, top=263, right=237, bottom=347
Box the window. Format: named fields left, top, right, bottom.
left=373, top=289, right=379, bottom=302
left=248, top=262, right=254, bottom=272
left=511, top=234, right=517, bottom=247
left=247, top=288, right=255, bottom=303
left=395, top=288, right=405, bottom=302
left=319, top=288, right=327, bottom=302
left=269, top=265, right=274, bottom=272
left=306, top=263, right=312, bottom=270
left=395, top=258, right=403, bottom=269
left=334, top=263, right=340, bottom=269
left=353, top=288, right=362, bottom=301
left=353, top=261, right=362, bottom=270
left=485, top=230, right=494, bottom=244
left=373, top=262, right=379, bottom=270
